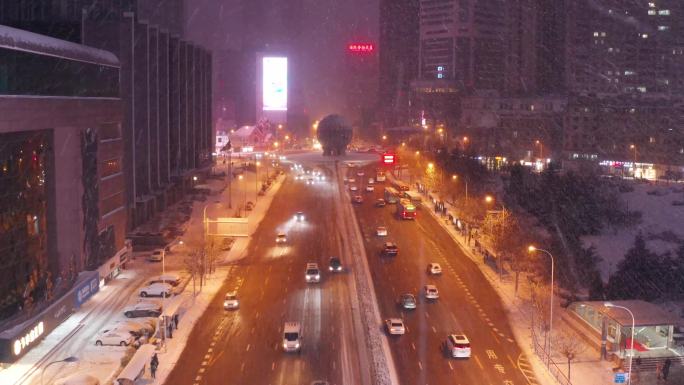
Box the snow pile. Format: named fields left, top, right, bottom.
left=583, top=183, right=684, bottom=280
left=0, top=25, right=119, bottom=66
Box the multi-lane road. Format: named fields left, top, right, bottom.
left=166, top=164, right=368, bottom=385
left=166, top=158, right=537, bottom=385
left=348, top=164, right=537, bottom=385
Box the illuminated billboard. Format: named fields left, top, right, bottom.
left=262, top=57, right=288, bottom=111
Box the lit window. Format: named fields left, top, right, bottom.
left=658, top=9, right=670, bottom=15
left=648, top=2, right=655, bottom=7
left=601, top=32, right=606, bottom=37
left=437, top=73, right=444, bottom=79
left=642, top=33, right=649, bottom=38
left=658, top=25, right=669, bottom=31
left=649, top=137, right=656, bottom=143
left=624, top=70, right=635, bottom=75
left=637, top=86, right=647, bottom=92
left=593, top=32, right=599, bottom=37
left=648, top=9, right=656, bottom=15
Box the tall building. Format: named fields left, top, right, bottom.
left=0, top=0, right=214, bottom=227
left=565, top=0, right=684, bottom=97
left=379, top=0, right=419, bottom=127
left=0, top=25, right=125, bottom=361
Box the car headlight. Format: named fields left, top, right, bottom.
left=315, top=274, right=320, bottom=280
left=329, top=266, right=333, bottom=271
left=294, top=342, right=300, bottom=348
left=224, top=301, right=228, bottom=307
left=283, top=342, right=288, bottom=348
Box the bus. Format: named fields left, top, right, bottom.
left=393, top=180, right=410, bottom=191
left=384, top=187, right=400, bottom=204
left=396, top=199, right=417, bottom=220
left=402, top=191, right=422, bottom=207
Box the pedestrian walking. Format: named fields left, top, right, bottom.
left=167, top=322, right=173, bottom=338
left=656, top=361, right=664, bottom=380
left=663, top=358, right=672, bottom=380
left=150, top=353, right=159, bottom=379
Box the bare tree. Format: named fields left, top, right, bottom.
left=554, top=331, right=587, bottom=382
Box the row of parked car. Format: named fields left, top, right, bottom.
left=94, top=274, right=181, bottom=347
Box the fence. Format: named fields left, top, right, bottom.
left=531, top=324, right=573, bottom=385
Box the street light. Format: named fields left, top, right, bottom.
left=528, top=245, right=555, bottom=367
left=238, top=174, right=246, bottom=215
left=42, top=356, right=78, bottom=385
left=382, top=135, right=388, bottom=141
left=255, top=161, right=260, bottom=201
left=605, top=303, right=635, bottom=385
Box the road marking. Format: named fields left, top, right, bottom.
left=204, top=354, right=210, bottom=360
left=255, top=311, right=260, bottom=319
left=199, top=368, right=205, bottom=374
left=448, top=361, right=454, bottom=371
left=246, top=343, right=251, bottom=351
left=432, top=326, right=437, bottom=333
left=251, top=326, right=255, bottom=334
left=208, top=347, right=214, bottom=352
left=418, top=361, right=423, bottom=371
left=333, top=361, right=336, bottom=370
left=492, top=327, right=499, bottom=332
left=283, top=298, right=286, bottom=304
left=425, top=311, right=430, bottom=318
left=195, top=376, right=202, bottom=381
left=474, top=354, right=484, bottom=369
left=272, top=362, right=276, bottom=370
left=491, top=331, right=501, bottom=343
left=411, top=342, right=416, bottom=351
left=507, top=338, right=515, bottom=343
left=508, top=354, right=516, bottom=368
left=241, top=362, right=246, bottom=372
left=486, top=349, right=498, bottom=360
left=201, top=360, right=208, bottom=366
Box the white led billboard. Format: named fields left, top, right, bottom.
left=262, top=57, right=288, bottom=111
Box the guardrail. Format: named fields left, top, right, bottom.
left=531, top=327, right=573, bottom=385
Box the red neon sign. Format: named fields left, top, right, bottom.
left=348, top=43, right=375, bottom=53
left=382, top=153, right=395, bottom=165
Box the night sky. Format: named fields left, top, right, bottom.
left=184, top=0, right=379, bottom=120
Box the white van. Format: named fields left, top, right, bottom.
left=282, top=322, right=302, bottom=352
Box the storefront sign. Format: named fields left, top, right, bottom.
left=74, top=273, right=100, bottom=308
left=12, top=321, right=44, bottom=356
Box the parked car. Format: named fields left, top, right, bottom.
left=365, top=185, right=374, bottom=192
left=123, top=302, right=162, bottom=318
left=148, top=274, right=181, bottom=286
left=95, top=329, right=134, bottom=347
left=138, top=283, right=172, bottom=298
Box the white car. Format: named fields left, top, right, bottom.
left=305, top=263, right=321, bottom=283
left=148, top=273, right=181, bottom=286
left=138, top=283, right=172, bottom=298
left=348, top=178, right=356, bottom=183
left=95, top=329, right=134, bottom=347
left=294, top=211, right=305, bottom=221
left=350, top=185, right=358, bottom=192
left=283, top=322, right=302, bottom=352
left=365, top=185, right=374, bottom=192
left=224, top=291, right=239, bottom=310
left=376, top=226, right=388, bottom=237
left=385, top=318, right=406, bottom=335
left=445, top=334, right=471, bottom=358
left=368, top=178, right=375, bottom=184
left=427, top=263, right=442, bottom=275
left=424, top=285, right=439, bottom=299
left=357, top=171, right=364, bottom=176
left=123, top=301, right=162, bottom=318
left=276, top=233, right=288, bottom=244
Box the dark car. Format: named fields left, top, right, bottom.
left=123, top=302, right=162, bottom=318
left=375, top=199, right=386, bottom=207
left=329, top=257, right=343, bottom=272
left=382, top=242, right=399, bottom=256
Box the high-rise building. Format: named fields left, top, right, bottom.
left=565, top=0, right=684, bottom=97
left=379, top=0, right=419, bottom=127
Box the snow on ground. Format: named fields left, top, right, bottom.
left=583, top=182, right=684, bottom=281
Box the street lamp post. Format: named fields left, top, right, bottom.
left=238, top=175, right=246, bottom=215
left=42, top=356, right=78, bottom=385
left=485, top=196, right=507, bottom=280
left=605, top=303, right=635, bottom=385
left=255, top=160, right=260, bottom=201
left=528, top=246, right=555, bottom=367
left=629, top=144, right=638, bottom=178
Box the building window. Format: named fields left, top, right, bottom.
left=101, top=158, right=121, bottom=178
left=649, top=137, right=656, bottom=143
left=658, top=9, right=670, bottom=15
left=658, top=25, right=670, bottom=31
left=0, top=48, right=119, bottom=97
